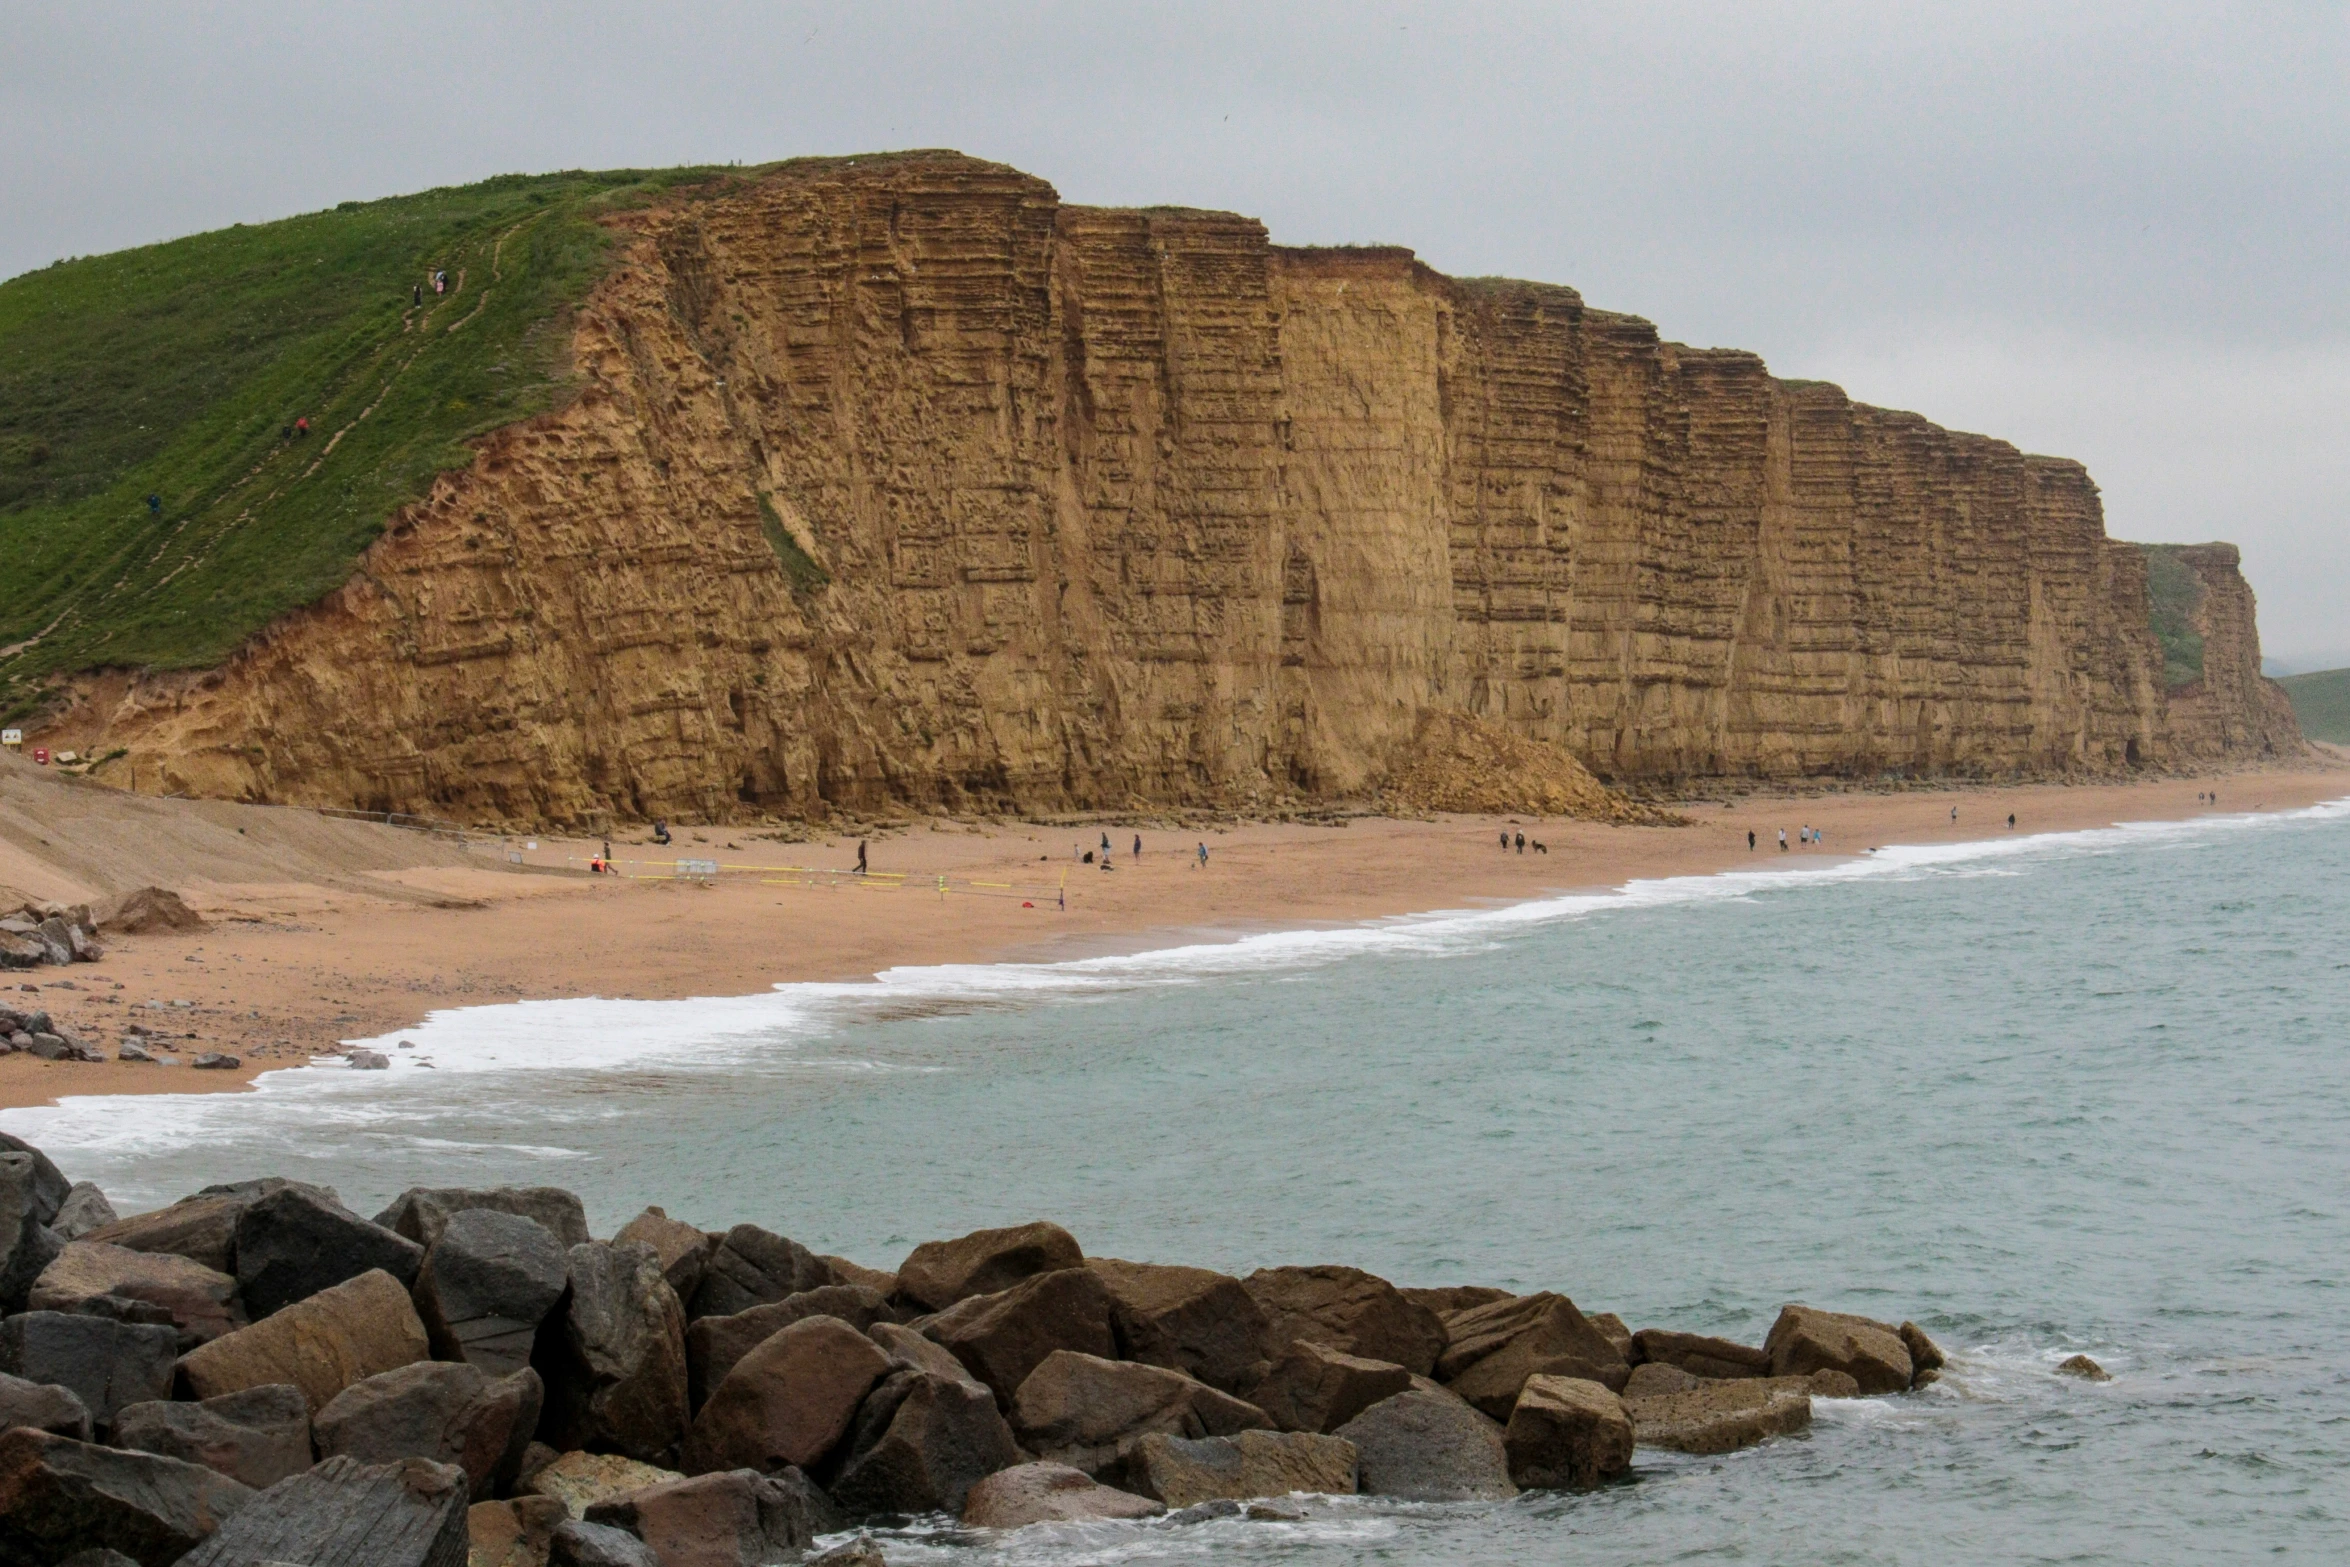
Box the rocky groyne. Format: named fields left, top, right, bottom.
left=0, top=1134, right=1952, bottom=1565
left=44, top=152, right=2302, bottom=829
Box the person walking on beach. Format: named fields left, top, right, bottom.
left=1515, top=831, right=1525, bottom=854
left=1748, top=830, right=1756, bottom=851
left=652, top=819, right=672, bottom=846
left=1778, top=828, right=1788, bottom=852
left=2007, top=813, right=2016, bottom=830
left=1132, top=834, right=1142, bottom=860
left=1101, top=831, right=1112, bottom=856
left=1499, top=830, right=1509, bottom=851
left=1950, top=805, right=1958, bottom=823
left=1197, top=841, right=1209, bottom=869
left=855, top=839, right=868, bottom=875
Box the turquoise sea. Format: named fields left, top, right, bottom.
left=11, top=799, right=2348, bottom=1564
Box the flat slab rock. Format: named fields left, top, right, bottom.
left=113, top=1383, right=314, bottom=1491
left=962, top=1461, right=1166, bottom=1529
left=525, top=1451, right=683, bottom=1519
left=177, top=1454, right=470, bottom=1567
left=898, top=1221, right=1083, bottom=1312
left=1125, top=1429, right=1359, bottom=1508
left=1624, top=1377, right=1818, bottom=1454
left=0, top=1426, right=253, bottom=1567
left=178, top=1266, right=430, bottom=1413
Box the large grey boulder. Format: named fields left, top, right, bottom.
left=534, top=1241, right=690, bottom=1465
left=1242, top=1265, right=1446, bottom=1376
left=31, top=1239, right=245, bottom=1347
left=686, top=1284, right=895, bottom=1408
left=0, top=1367, right=93, bottom=1439
left=897, top=1221, right=1083, bottom=1312
left=1, top=1150, right=67, bottom=1313
left=0, top=1310, right=178, bottom=1426
left=0, top=1427, right=252, bottom=1567
left=690, top=1224, right=833, bottom=1319
left=0, top=1133, right=69, bottom=1226
left=234, top=1184, right=425, bottom=1318
left=113, top=1383, right=313, bottom=1490
left=1087, top=1257, right=1272, bottom=1393
left=52, top=1182, right=119, bottom=1240
left=315, top=1361, right=544, bottom=1500
left=611, top=1207, right=714, bottom=1302
left=830, top=1370, right=1023, bottom=1517
left=82, top=1178, right=337, bottom=1275
left=376, top=1187, right=592, bottom=1252
left=549, top=1517, right=660, bottom=1567
left=1333, top=1385, right=1517, bottom=1502
left=175, top=1454, right=470, bottom=1567
left=583, top=1466, right=829, bottom=1563
left=413, top=1208, right=568, bottom=1377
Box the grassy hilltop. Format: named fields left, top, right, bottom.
left=0, top=167, right=728, bottom=722
left=2277, top=668, right=2350, bottom=744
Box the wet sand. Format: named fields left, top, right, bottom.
left=5, top=766, right=2343, bottom=1110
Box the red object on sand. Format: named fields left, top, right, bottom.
left=31, top=748, right=48, bottom=765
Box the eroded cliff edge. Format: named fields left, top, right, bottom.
left=50, top=153, right=2305, bottom=825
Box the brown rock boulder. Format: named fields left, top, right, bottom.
left=1900, top=1321, right=1947, bottom=1386
left=1242, top=1265, right=1445, bottom=1375
left=830, top=1370, right=1023, bottom=1517
left=1008, top=1350, right=1266, bottom=1476
left=1763, top=1305, right=1913, bottom=1395
left=690, top=1225, right=832, bottom=1319
left=113, top=1384, right=312, bottom=1490
left=1399, top=1285, right=1514, bottom=1315
left=611, top=1208, right=714, bottom=1303
left=0, top=1149, right=66, bottom=1313
left=1249, top=1340, right=1413, bottom=1435
left=1125, top=1429, right=1358, bottom=1507
left=1588, top=1312, right=1634, bottom=1361
left=921, top=1266, right=1116, bottom=1406
left=1503, top=1374, right=1633, bottom=1489
left=175, top=1454, right=468, bottom=1567
left=867, top=1321, right=987, bottom=1389
left=315, top=1361, right=544, bottom=1500
left=681, top=1314, right=890, bottom=1474
left=1439, top=1293, right=1628, bottom=1417
left=231, top=1184, right=425, bottom=1318
left=583, top=1467, right=829, bottom=1564
left=1621, top=1361, right=1701, bottom=1399
left=1332, top=1385, right=1517, bottom=1502
left=961, top=1460, right=1165, bottom=1528
left=0, top=1311, right=178, bottom=1426
left=99, top=886, right=205, bottom=935
left=469, top=1494, right=569, bottom=1567
left=820, top=1255, right=898, bottom=1297
left=0, top=1427, right=252, bottom=1567
left=178, top=1266, right=429, bottom=1413
left=1623, top=1377, right=1813, bottom=1454
left=1631, top=1327, right=1770, bottom=1380
left=1087, top=1257, right=1271, bottom=1393
left=31, top=1241, right=245, bottom=1349
left=686, top=1284, right=894, bottom=1409
left=897, top=1221, right=1083, bottom=1312
left=525, top=1451, right=683, bottom=1519
left=549, top=1518, right=658, bottom=1567
left=534, top=1241, right=691, bottom=1465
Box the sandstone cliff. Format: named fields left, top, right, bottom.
left=47, top=153, right=2304, bottom=826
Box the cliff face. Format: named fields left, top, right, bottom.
left=2153, top=544, right=2304, bottom=761
left=52, top=154, right=2303, bottom=825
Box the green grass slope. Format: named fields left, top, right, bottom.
left=0, top=167, right=727, bottom=722
left=2277, top=668, right=2350, bottom=744
left=2140, top=545, right=2206, bottom=690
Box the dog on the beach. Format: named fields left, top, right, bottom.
left=1531, top=840, right=1547, bottom=853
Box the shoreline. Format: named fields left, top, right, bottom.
left=4, top=766, right=2345, bottom=1112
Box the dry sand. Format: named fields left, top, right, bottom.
left=4, top=748, right=2343, bottom=1110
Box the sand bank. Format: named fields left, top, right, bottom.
left=4, top=764, right=2343, bottom=1111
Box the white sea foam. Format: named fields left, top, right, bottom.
left=6, top=796, right=2343, bottom=1167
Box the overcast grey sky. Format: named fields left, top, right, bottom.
left=6, top=2, right=2343, bottom=664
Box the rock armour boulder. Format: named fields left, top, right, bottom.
left=1008, top=1349, right=1266, bottom=1477
left=533, top=1241, right=690, bottom=1465
left=611, top=1207, right=715, bottom=1302
left=690, top=1224, right=833, bottom=1319
left=685, top=1283, right=895, bottom=1409
left=0, top=1310, right=178, bottom=1426
left=681, top=1313, right=889, bottom=1475
left=1332, top=1385, right=1517, bottom=1502
left=413, top=1208, right=569, bottom=1377
left=1124, top=1428, right=1359, bottom=1507
left=581, top=1467, right=828, bottom=1565
left=920, top=1266, right=1117, bottom=1407
left=1632, top=1327, right=1771, bottom=1380
left=1249, top=1340, right=1414, bottom=1434
left=1623, top=1377, right=1814, bottom=1454
left=1087, top=1257, right=1271, bottom=1393
left=830, top=1369, right=1023, bottom=1516
left=112, top=1383, right=313, bottom=1490
left=32, top=1240, right=245, bottom=1347
left=467, top=1494, right=569, bottom=1567
left=375, top=1186, right=593, bottom=1252
left=0, top=1366, right=94, bottom=1439
left=1242, top=1265, right=1445, bottom=1375
left=233, top=1185, right=424, bottom=1318
left=0, top=1427, right=252, bottom=1567
left=897, top=1221, right=1083, bottom=1312
left=314, top=1361, right=544, bottom=1500
left=1763, top=1305, right=1913, bottom=1395
left=1502, top=1374, right=1633, bottom=1489
left=174, top=1453, right=470, bottom=1567
left=1, top=1149, right=67, bottom=1313
left=524, top=1451, right=683, bottom=1519
left=961, top=1460, right=1166, bottom=1528
left=53, top=1182, right=120, bottom=1240
left=177, top=1266, right=430, bottom=1413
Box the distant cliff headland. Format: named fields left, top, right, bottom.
left=1, top=152, right=2304, bottom=829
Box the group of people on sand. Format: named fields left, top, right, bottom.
left=1753, top=825, right=1828, bottom=852
left=1497, top=829, right=1547, bottom=854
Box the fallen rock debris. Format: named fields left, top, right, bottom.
left=0, top=1134, right=1971, bottom=1565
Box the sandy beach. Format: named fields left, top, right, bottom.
left=5, top=758, right=2344, bottom=1111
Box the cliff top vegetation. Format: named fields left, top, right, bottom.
left=2141, top=545, right=2208, bottom=690
left=2276, top=668, right=2350, bottom=744
left=0, top=166, right=732, bottom=722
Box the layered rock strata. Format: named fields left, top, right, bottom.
left=51, top=154, right=2302, bottom=825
